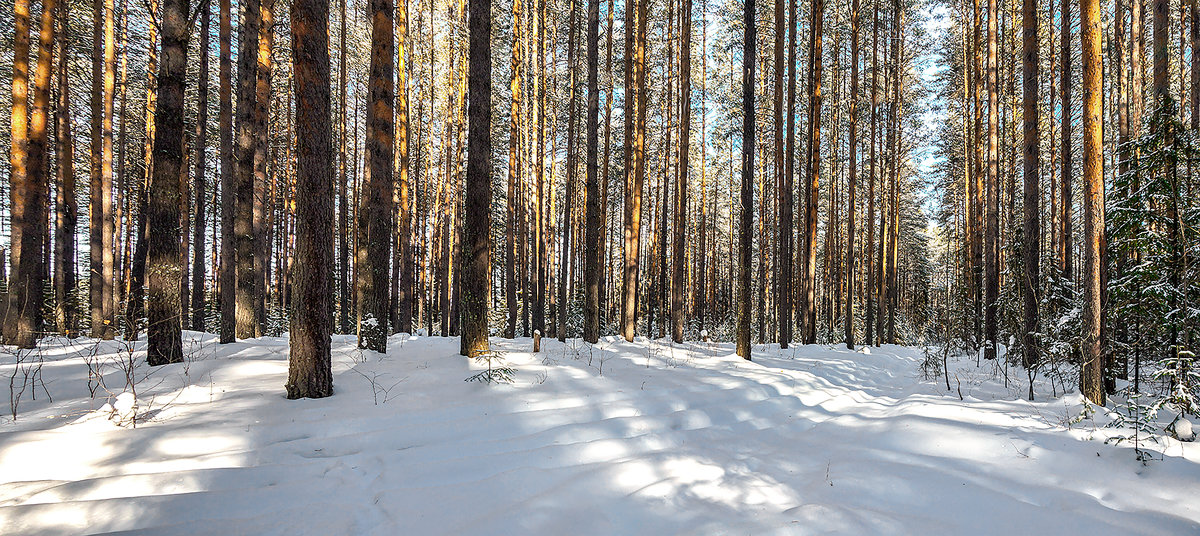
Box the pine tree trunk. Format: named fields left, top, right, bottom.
left=671, top=0, right=691, bottom=344
left=89, top=0, right=117, bottom=340
left=620, top=0, right=646, bottom=342
left=397, top=0, right=413, bottom=335
left=146, top=0, right=189, bottom=365
left=1022, top=0, right=1040, bottom=371
left=337, top=0, right=350, bottom=334
left=234, top=0, right=260, bottom=339
left=583, top=0, right=602, bottom=343
left=253, top=0, right=275, bottom=336
left=1060, top=0, right=1073, bottom=279
left=774, top=0, right=789, bottom=348
left=218, top=0, right=235, bottom=343
left=287, top=0, right=334, bottom=399
left=1080, top=0, right=1105, bottom=405
left=984, top=0, right=1000, bottom=359
left=737, top=0, right=755, bottom=359
left=192, top=0, right=210, bottom=331
left=460, top=0, right=492, bottom=356
left=845, top=0, right=860, bottom=349
left=802, top=0, right=824, bottom=345
left=357, top=0, right=395, bottom=351
left=506, top=0, right=522, bottom=339
left=54, top=0, right=78, bottom=337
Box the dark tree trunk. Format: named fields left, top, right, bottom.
left=672, top=0, right=691, bottom=344
left=234, top=0, right=260, bottom=339
left=460, top=0, right=492, bottom=356
left=845, top=0, right=860, bottom=349
left=287, top=0, right=335, bottom=399
left=54, top=0, right=78, bottom=336
left=1022, top=0, right=1040, bottom=371
left=737, top=0, right=755, bottom=360
left=147, top=0, right=189, bottom=365
left=218, top=0, right=235, bottom=343
left=396, top=0, right=413, bottom=334
left=192, top=0, right=210, bottom=331
left=583, top=0, right=601, bottom=343
left=90, top=0, right=117, bottom=340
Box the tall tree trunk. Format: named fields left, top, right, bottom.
left=234, top=0, right=260, bottom=339
left=253, top=0, right=274, bottom=336
left=737, top=0, right=755, bottom=359
left=397, top=0, right=413, bottom=335
left=621, top=0, right=647, bottom=341
left=54, top=0, right=78, bottom=336
left=558, top=0, right=580, bottom=342
left=90, top=0, right=117, bottom=340
left=1060, top=0, right=1072, bottom=279
left=147, top=0, right=189, bottom=365
left=583, top=0, right=602, bottom=343
left=802, top=0, right=825, bottom=344
left=218, top=0, right=234, bottom=343
left=1022, top=0, right=1040, bottom=372
left=533, top=0, right=548, bottom=336
left=984, top=0, right=1000, bottom=359
left=506, top=0, right=522, bottom=339
left=672, top=0, right=691, bottom=344
left=845, top=0, right=860, bottom=349
left=460, top=0, right=492, bottom=356
left=192, top=0, right=210, bottom=331
left=357, top=0, right=395, bottom=351
left=9, top=0, right=54, bottom=347
left=866, top=0, right=878, bottom=346
left=287, top=0, right=334, bottom=399
left=1080, top=0, right=1105, bottom=405
left=1154, top=0, right=1170, bottom=104
left=337, top=0, right=349, bottom=333
left=774, top=0, right=790, bottom=348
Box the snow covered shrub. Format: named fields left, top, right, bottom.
left=1153, top=348, right=1200, bottom=417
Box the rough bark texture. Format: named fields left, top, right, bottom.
left=802, top=0, right=824, bottom=345
left=234, top=0, right=260, bottom=339
left=55, top=0, right=78, bottom=336
left=1022, top=0, right=1040, bottom=370
left=192, top=0, right=210, bottom=331
left=737, top=0, right=755, bottom=360
left=397, top=0, right=413, bottom=334
left=845, top=0, right=860, bottom=349
left=583, top=0, right=602, bottom=343
left=287, top=0, right=335, bottom=399
left=985, top=0, right=1000, bottom=359
left=620, top=0, right=646, bottom=342
left=1080, top=0, right=1105, bottom=405
left=672, top=0, right=691, bottom=344
left=90, top=0, right=117, bottom=340
left=218, top=0, right=235, bottom=343
left=147, top=0, right=189, bottom=366
left=460, top=0, right=492, bottom=357
left=358, top=0, right=395, bottom=352
left=1060, top=0, right=1072, bottom=279
left=774, top=0, right=791, bottom=348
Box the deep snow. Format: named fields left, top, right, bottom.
left=1, top=332, right=1198, bottom=535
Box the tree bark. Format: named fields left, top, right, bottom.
left=192, top=0, right=210, bottom=331
left=737, top=0, right=755, bottom=359
left=90, top=0, right=117, bottom=340
left=218, top=0, right=235, bottom=343
left=845, top=0, right=860, bottom=349
left=54, top=0, right=78, bottom=336
left=1022, top=0, right=1040, bottom=370
left=234, top=0, right=260, bottom=339
left=287, top=0, right=334, bottom=399
left=1080, top=0, right=1105, bottom=405
left=460, top=0, right=492, bottom=356
left=147, top=0, right=189, bottom=365
left=583, top=0, right=602, bottom=343
left=672, top=0, right=691, bottom=344
left=802, top=0, right=825, bottom=344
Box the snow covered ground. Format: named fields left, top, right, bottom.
left=1, top=332, right=1198, bottom=535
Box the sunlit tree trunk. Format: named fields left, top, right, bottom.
left=1080, top=0, right=1105, bottom=405
left=737, top=0, right=755, bottom=359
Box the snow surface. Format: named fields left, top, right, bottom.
left=2, top=332, right=1199, bottom=535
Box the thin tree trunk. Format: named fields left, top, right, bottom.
left=802, top=0, right=825, bottom=344
left=90, top=0, right=117, bottom=340
left=218, top=0, right=234, bottom=343
left=737, top=0, right=755, bottom=359
left=672, top=0, right=691, bottom=344
left=1080, top=0, right=1105, bottom=405
left=985, top=0, right=1000, bottom=359
left=506, top=0, right=522, bottom=339
left=846, top=0, right=860, bottom=349
left=1060, top=0, right=1073, bottom=279
left=583, top=0, right=602, bottom=343
left=192, top=0, right=210, bottom=331
left=55, top=0, right=78, bottom=336
left=397, top=0, right=413, bottom=335
left=1022, top=0, right=1040, bottom=372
